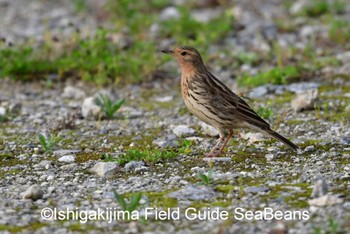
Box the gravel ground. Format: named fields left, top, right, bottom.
left=0, top=0, right=349, bottom=233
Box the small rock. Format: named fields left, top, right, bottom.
left=172, top=125, right=195, bottom=137
left=168, top=185, right=217, bottom=200
left=0, top=106, right=6, bottom=116
left=240, top=132, right=265, bottom=144
left=200, top=122, right=218, bottom=137
left=265, top=153, right=275, bottom=161
left=308, top=194, right=343, bottom=206
left=23, top=185, right=44, bottom=201
left=311, top=177, right=328, bottom=198
left=244, top=185, right=270, bottom=193
left=124, top=161, right=145, bottom=172
left=154, top=96, right=173, bottom=102
left=90, top=162, right=118, bottom=177
left=53, top=149, right=81, bottom=157
left=290, top=0, right=308, bottom=15
left=81, top=97, right=102, bottom=120
left=160, top=7, right=180, bottom=21
left=202, top=157, right=231, bottom=162
left=58, top=155, right=76, bottom=163
left=62, top=86, right=86, bottom=99
left=291, top=89, right=318, bottom=112
left=304, top=145, right=315, bottom=152
left=152, top=134, right=179, bottom=148
left=248, top=86, right=269, bottom=98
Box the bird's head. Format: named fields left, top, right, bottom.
left=161, top=46, right=204, bottom=68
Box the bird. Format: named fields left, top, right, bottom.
left=161, top=46, right=300, bottom=157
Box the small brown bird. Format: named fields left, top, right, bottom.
left=162, top=46, right=300, bottom=157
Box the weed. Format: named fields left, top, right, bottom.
left=312, top=217, right=347, bottom=234
left=178, top=139, right=193, bottom=154
left=113, top=189, right=142, bottom=212
left=197, top=169, right=213, bottom=186
left=95, top=95, right=124, bottom=119
left=100, top=153, right=115, bottom=162
left=38, top=133, right=62, bottom=152
left=328, top=19, right=350, bottom=46
left=256, top=105, right=274, bottom=120
left=237, top=66, right=300, bottom=88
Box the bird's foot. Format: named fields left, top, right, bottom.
left=205, top=152, right=221, bottom=157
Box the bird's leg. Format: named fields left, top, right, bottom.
left=213, top=130, right=234, bottom=157
left=206, top=135, right=224, bottom=157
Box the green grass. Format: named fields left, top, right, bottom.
left=0, top=1, right=233, bottom=85
left=95, top=95, right=124, bottom=119
left=38, top=133, right=62, bottom=152
left=197, top=169, right=213, bottom=186
left=237, top=65, right=300, bottom=88
left=113, top=189, right=142, bottom=213
left=328, top=19, right=350, bottom=46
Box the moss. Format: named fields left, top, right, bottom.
left=0, top=222, right=46, bottom=233
left=75, top=152, right=100, bottom=163
left=143, top=191, right=179, bottom=208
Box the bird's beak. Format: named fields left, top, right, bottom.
left=161, top=49, right=173, bottom=54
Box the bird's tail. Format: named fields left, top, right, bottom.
left=265, top=129, right=301, bottom=152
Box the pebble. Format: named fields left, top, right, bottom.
left=304, top=145, right=315, bottom=152
left=81, top=97, right=102, bottom=120
left=308, top=194, right=343, bottom=206
left=58, top=155, right=76, bottom=163
left=89, top=162, right=118, bottom=177
left=291, top=89, right=318, bottom=112
left=200, top=122, right=218, bottom=137
left=23, top=185, right=44, bottom=201
left=124, top=161, right=145, bottom=172
left=160, top=7, right=180, bottom=21
left=311, top=177, right=328, bottom=198
left=244, top=186, right=270, bottom=193
left=0, top=106, right=6, bottom=115
left=172, top=125, right=195, bottom=137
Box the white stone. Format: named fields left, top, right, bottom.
left=200, top=122, right=218, bottom=137
left=90, top=162, right=118, bottom=177
left=240, top=132, right=265, bottom=144
left=160, top=7, right=180, bottom=21
left=58, top=155, right=75, bottom=163
left=81, top=97, right=102, bottom=120
left=0, top=106, right=6, bottom=116
left=291, top=89, right=318, bottom=112
left=308, top=194, right=343, bottom=206
left=172, top=125, right=195, bottom=137
left=23, top=184, right=44, bottom=201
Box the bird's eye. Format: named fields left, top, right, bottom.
left=181, top=51, right=187, bottom=56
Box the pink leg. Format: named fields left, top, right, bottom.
left=213, top=130, right=234, bottom=157
left=206, top=136, right=224, bottom=157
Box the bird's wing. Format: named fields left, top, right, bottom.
left=207, top=71, right=271, bottom=129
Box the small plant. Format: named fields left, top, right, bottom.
left=38, top=133, right=62, bottom=152
left=113, top=189, right=142, bottom=212
left=197, top=169, right=213, bottom=186
left=100, top=153, right=116, bottom=162
left=237, top=66, right=300, bottom=88
left=256, top=105, right=274, bottom=120
left=313, top=217, right=346, bottom=234
left=95, top=95, right=125, bottom=119
left=178, top=139, right=193, bottom=154
left=0, top=114, right=8, bottom=123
